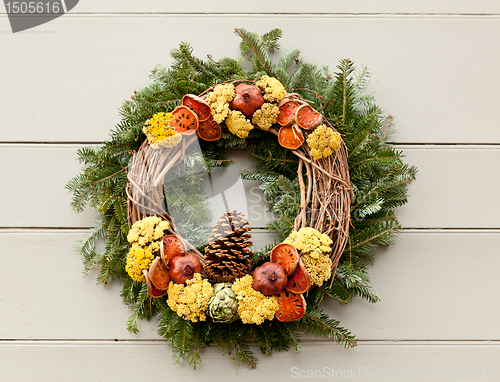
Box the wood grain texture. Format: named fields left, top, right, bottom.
left=1, top=340, right=499, bottom=381
left=3, top=1, right=500, bottom=14
left=1, top=15, right=500, bottom=143
left=2, top=230, right=499, bottom=341
left=2, top=4, right=500, bottom=378
left=1, top=145, right=499, bottom=229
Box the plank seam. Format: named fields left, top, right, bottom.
left=1, top=339, right=500, bottom=345
left=1, top=227, right=500, bottom=232
left=2, top=142, right=500, bottom=148
left=3, top=13, right=500, bottom=18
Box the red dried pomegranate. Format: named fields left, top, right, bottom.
left=231, top=84, right=265, bottom=117
left=168, top=253, right=201, bottom=284
left=252, top=262, right=287, bottom=296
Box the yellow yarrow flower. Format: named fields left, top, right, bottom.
left=167, top=273, right=214, bottom=322
left=301, top=252, right=332, bottom=287
left=251, top=103, right=279, bottom=131
left=306, top=124, right=342, bottom=160
left=283, top=227, right=333, bottom=287
left=143, top=112, right=182, bottom=149
left=256, top=76, right=287, bottom=103
left=127, top=216, right=170, bottom=248
left=206, top=83, right=235, bottom=123
left=125, top=245, right=154, bottom=282
left=232, top=275, right=278, bottom=325
left=225, top=110, right=254, bottom=138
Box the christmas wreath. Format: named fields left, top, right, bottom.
left=67, top=28, right=417, bottom=369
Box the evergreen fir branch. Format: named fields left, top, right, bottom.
left=349, top=220, right=402, bottom=256
left=158, top=307, right=182, bottom=342
left=172, top=319, right=195, bottom=365
left=235, top=27, right=275, bottom=77
left=82, top=250, right=102, bottom=277
left=209, top=323, right=257, bottom=369
left=187, top=322, right=207, bottom=369
left=319, top=283, right=352, bottom=305
left=126, top=282, right=150, bottom=334
left=322, top=264, right=381, bottom=304
left=300, top=308, right=358, bottom=348
left=277, top=48, right=300, bottom=72
left=353, top=66, right=371, bottom=95
left=75, top=218, right=105, bottom=258
left=66, top=28, right=418, bottom=367
left=277, top=323, right=302, bottom=353
left=260, top=28, right=282, bottom=52
left=233, top=341, right=258, bottom=369
left=253, top=323, right=275, bottom=355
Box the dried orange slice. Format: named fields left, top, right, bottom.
left=182, top=94, right=211, bottom=122
left=295, top=104, right=322, bottom=130
left=278, top=124, right=304, bottom=149
left=171, top=105, right=199, bottom=135
left=197, top=116, right=222, bottom=141
left=162, top=235, right=186, bottom=267
left=270, top=243, right=299, bottom=276
left=275, top=290, right=307, bottom=322
left=285, top=258, right=311, bottom=294
left=143, top=269, right=167, bottom=298
left=277, top=100, right=299, bottom=127
left=149, top=257, right=170, bottom=290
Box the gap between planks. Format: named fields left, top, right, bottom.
left=2, top=228, right=500, bottom=233
left=2, top=142, right=500, bottom=148
left=3, top=13, right=500, bottom=18
left=1, top=339, right=500, bottom=346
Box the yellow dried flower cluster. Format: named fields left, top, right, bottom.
left=284, top=227, right=333, bottom=259
left=205, top=83, right=235, bottom=123
left=143, top=113, right=182, bottom=149
left=302, top=252, right=332, bottom=287
left=125, top=246, right=154, bottom=282
left=256, top=76, right=287, bottom=103
left=232, top=275, right=279, bottom=325
left=126, top=216, right=170, bottom=250
left=167, top=273, right=214, bottom=322
left=283, top=227, right=333, bottom=287
left=252, top=103, right=279, bottom=131
left=306, top=124, right=342, bottom=160
left=225, top=110, right=254, bottom=138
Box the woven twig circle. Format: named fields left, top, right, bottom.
left=126, top=90, right=351, bottom=275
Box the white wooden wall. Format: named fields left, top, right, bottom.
left=2, top=2, right=500, bottom=380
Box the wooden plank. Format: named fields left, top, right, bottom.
left=395, top=146, right=500, bottom=228
left=2, top=230, right=499, bottom=340
left=1, top=145, right=499, bottom=229
left=3, top=1, right=500, bottom=14
left=0, top=145, right=98, bottom=228
left=1, top=340, right=499, bottom=381
left=1, top=16, right=500, bottom=143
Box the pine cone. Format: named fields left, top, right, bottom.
left=204, top=210, right=253, bottom=283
